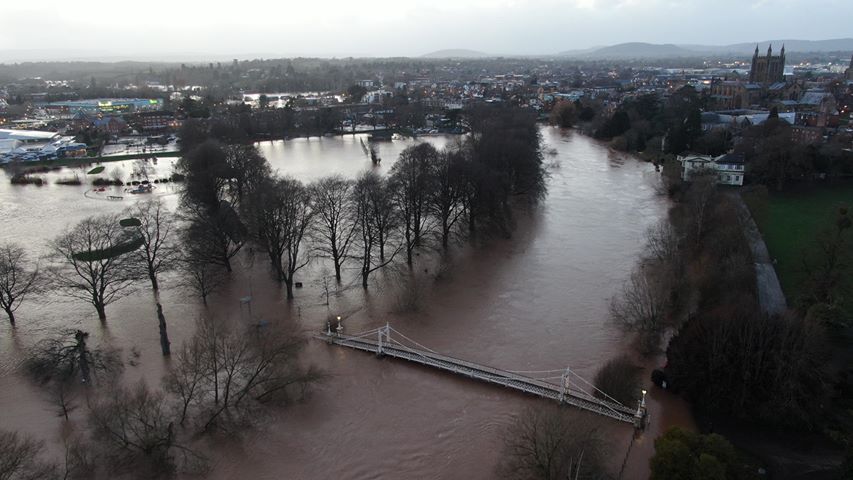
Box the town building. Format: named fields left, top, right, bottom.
left=790, top=125, right=824, bottom=145
left=678, top=153, right=746, bottom=186
left=41, top=98, right=162, bottom=115
left=846, top=55, right=853, bottom=81
left=132, top=110, right=179, bottom=132
left=749, top=44, right=785, bottom=85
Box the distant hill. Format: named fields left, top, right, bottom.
left=684, top=38, right=853, bottom=55
left=565, top=42, right=695, bottom=59
left=559, top=38, right=853, bottom=59
left=421, top=49, right=489, bottom=59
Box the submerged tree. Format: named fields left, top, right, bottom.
left=180, top=199, right=246, bottom=273
left=498, top=407, right=609, bottom=480
left=50, top=214, right=139, bottom=321
left=0, top=430, right=60, bottom=480
left=593, top=354, right=642, bottom=406
left=389, top=143, right=436, bottom=265
left=88, top=382, right=207, bottom=477
left=428, top=149, right=467, bottom=249
left=176, top=253, right=227, bottom=305
left=352, top=172, right=400, bottom=288
left=163, top=317, right=323, bottom=433
left=310, top=175, right=358, bottom=281
left=245, top=176, right=314, bottom=299
left=126, top=198, right=177, bottom=292
left=25, top=329, right=122, bottom=421
left=0, top=242, right=41, bottom=325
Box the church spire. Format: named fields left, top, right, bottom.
left=767, top=44, right=772, bottom=56
left=754, top=44, right=759, bottom=57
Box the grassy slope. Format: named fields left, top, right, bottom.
left=744, top=182, right=853, bottom=312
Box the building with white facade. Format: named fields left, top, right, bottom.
left=678, top=153, right=746, bottom=186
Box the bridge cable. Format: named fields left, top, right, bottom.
left=387, top=326, right=438, bottom=353
left=568, top=370, right=631, bottom=410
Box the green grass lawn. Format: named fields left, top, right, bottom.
left=744, top=182, right=853, bottom=312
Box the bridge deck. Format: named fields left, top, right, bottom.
left=319, top=333, right=638, bottom=425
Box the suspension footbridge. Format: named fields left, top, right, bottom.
left=317, top=323, right=647, bottom=428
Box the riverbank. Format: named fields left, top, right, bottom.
left=0, top=150, right=181, bottom=170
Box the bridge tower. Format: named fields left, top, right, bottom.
left=377, top=323, right=390, bottom=356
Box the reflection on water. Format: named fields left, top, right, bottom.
left=0, top=128, right=690, bottom=479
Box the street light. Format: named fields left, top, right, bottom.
left=336, top=315, right=343, bottom=335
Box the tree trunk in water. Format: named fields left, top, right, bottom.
left=156, top=303, right=171, bottom=356
left=4, top=308, right=14, bottom=326
left=75, top=330, right=91, bottom=384
left=334, top=260, right=342, bottom=282
left=362, top=270, right=369, bottom=289
left=285, top=279, right=294, bottom=300
left=94, top=302, right=106, bottom=321
left=149, top=268, right=159, bottom=291
left=442, top=218, right=450, bottom=249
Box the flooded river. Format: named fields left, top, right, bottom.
left=0, top=127, right=692, bottom=479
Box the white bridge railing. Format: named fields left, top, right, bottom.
left=317, top=323, right=647, bottom=428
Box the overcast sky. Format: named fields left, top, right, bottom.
left=2, top=0, right=851, bottom=59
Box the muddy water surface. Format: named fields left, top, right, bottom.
left=0, top=128, right=692, bottom=479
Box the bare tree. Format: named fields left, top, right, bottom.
left=389, top=143, right=436, bottom=265
left=245, top=177, right=315, bottom=299
left=498, top=408, right=609, bottom=480
left=176, top=254, right=227, bottom=305
left=429, top=149, right=467, bottom=249
left=0, top=242, right=41, bottom=325
left=126, top=198, right=177, bottom=291
left=163, top=318, right=323, bottom=433
left=180, top=199, right=246, bottom=273
left=88, top=381, right=206, bottom=477
left=593, top=355, right=642, bottom=406
left=645, top=220, right=680, bottom=265
left=24, top=330, right=122, bottom=421
left=610, top=266, right=668, bottom=335
left=684, top=172, right=717, bottom=245
left=353, top=172, right=401, bottom=288
left=0, top=430, right=59, bottom=480
left=310, top=175, right=358, bottom=281
left=50, top=214, right=139, bottom=321
left=223, top=144, right=271, bottom=208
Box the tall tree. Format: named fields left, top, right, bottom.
left=180, top=200, right=246, bottom=273
left=353, top=172, right=400, bottom=288
left=389, top=143, right=436, bottom=265
left=177, top=253, right=227, bottom=305
left=310, top=175, right=358, bottom=281
left=429, top=149, right=467, bottom=248
left=50, top=215, right=139, bottom=321
left=127, top=198, right=176, bottom=292
left=498, top=408, right=608, bottom=480
left=224, top=144, right=271, bottom=208
left=246, top=177, right=315, bottom=299
left=0, top=242, right=41, bottom=325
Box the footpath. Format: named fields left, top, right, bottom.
left=729, top=192, right=787, bottom=316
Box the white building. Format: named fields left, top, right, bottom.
left=679, top=153, right=746, bottom=186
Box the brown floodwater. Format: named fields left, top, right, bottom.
left=0, top=127, right=694, bottom=479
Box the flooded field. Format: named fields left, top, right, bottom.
left=0, top=127, right=691, bottom=479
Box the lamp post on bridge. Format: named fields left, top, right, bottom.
left=634, top=389, right=648, bottom=430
